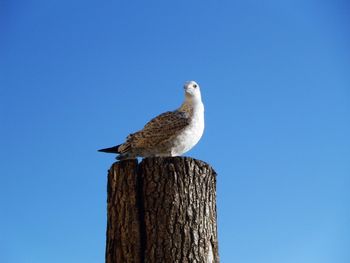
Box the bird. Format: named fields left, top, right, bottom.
left=98, top=80, right=204, bottom=160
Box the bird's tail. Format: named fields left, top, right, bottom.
left=98, top=145, right=121, bottom=154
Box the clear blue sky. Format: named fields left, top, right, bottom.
left=1, top=0, right=349, bottom=262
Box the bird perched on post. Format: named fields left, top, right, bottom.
left=98, top=81, right=204, bottom=160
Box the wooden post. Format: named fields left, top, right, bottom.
left=106, top=157, right=219, bottom=263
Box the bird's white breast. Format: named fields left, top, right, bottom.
left=171, top=102, right=204, bottom=156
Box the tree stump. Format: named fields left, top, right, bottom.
left=106, top=157, right=219, bottom=263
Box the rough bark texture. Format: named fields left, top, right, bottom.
left=106, top=159, right=141, bottom=263
left=106, top=157, right=219, bottom=263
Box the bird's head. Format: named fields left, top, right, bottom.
left=184, top=81, right=201, bottom=100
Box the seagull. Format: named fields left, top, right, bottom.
left=98, top=81, right=204, bottom=160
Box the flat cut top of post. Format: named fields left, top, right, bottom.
left=140, top=156, right=216, bottom=173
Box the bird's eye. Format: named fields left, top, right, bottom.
left=193, top=84, right=197, bottom=88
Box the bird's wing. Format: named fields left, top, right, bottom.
left=127, top=110, right=191, bottom=148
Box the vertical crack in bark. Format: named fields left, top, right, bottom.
left=137, top=161, right=146, bottom=263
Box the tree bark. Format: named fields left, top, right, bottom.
left=106, top=160, right=141, bottom=263
left=106, top=157, right=219, bottom=263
